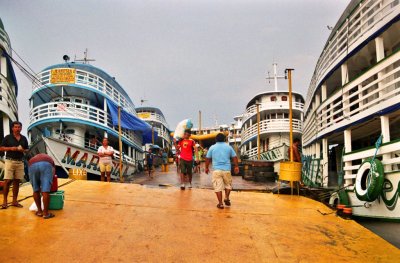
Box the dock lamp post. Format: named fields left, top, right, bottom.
left=256, top=100, right=261, bottom=160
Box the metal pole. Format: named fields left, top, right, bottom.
left=199, top=110, right=202, bottom=135
left=287, top=69, right=294, bottom=162
left=118, top=106, right=123, bottom=182
left=256, top=102, right=261, bottom=160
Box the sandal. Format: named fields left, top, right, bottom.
left=43, top=213, right=55, bottom=219
left=217, top=204, right=224, bottom=209
left=224, top=199, right=231, bottom=206
left=35, top=211, right=43, bottom=217
left=11, top=203, right=23, bottom=208
left=1, top=204, right=8, bottom=209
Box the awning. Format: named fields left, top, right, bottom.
left=107, top=99, right=157, bottom=145
left=107, top=99, right=151, bottom=132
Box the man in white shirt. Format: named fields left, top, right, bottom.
left=97, top=138, right=114, bottom=182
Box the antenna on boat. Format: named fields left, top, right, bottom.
left=140, top=99, right=148, bottom=105
left=266, top=63, right=286, bottom=92
left=74, top=48, right=96, bottom=64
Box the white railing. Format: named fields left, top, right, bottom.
left=34, top=68, right=136, bottom=115
left=0, top=27, right=11, bottom=54
left=29, top=101, right=143, bottom=149
left=241, top=119, right=302, bottom=143
left=244, top=147, right=258, bottom=160
left=242, top=101, right=304, bottom=122
left=0, top=74, right=18, bottom=120
left=303, top=51, right=400, bottom=145
left=343, top=140, right=400, bottom=182
left=305, top=0, right=400, bottom=110
left=155, top=126, right=171, bottom=144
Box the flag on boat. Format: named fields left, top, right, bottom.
left=106, top=99, right=157, bottom=144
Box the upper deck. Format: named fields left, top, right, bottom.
left=305, top=0, right=400, bottom=112
left=33, top=63, right=136, bottom=114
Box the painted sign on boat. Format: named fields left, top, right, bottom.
left=50, top=68, right=76, bottom=84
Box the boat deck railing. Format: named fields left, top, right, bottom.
left=303, top=50, right=400, bottom=145
left=301, top=155, right=323, bottom=187
left=0, top=73, right=18, bottom=120
left=35, top=68, right=136, bottom=114
left=306, top=0, right=400, bottom=109
left=0, top=26, right=11, bottom=54
left=29, top=101, right=142, bottom=149
left=242, top=101, right=303, bottom=122
left=343, top=140, right=400, bottom=186
left=241, top=119, right=302, bottom=144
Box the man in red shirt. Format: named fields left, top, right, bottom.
left=176, top=130, right=198, bottom=190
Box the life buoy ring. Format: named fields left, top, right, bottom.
left=355, top=158, right=384, bottom=202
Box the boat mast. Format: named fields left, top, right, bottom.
left=266, top=63, right=286, bottom=92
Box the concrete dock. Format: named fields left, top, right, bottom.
left=1, top=178, right=399, bottom=263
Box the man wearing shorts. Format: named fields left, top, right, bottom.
left=97, top=138, right=114, bottom=182
left=1, top=121, right=29, bottom=209
left=146, top=148, right=154, bottom=178
left=176, top=130, right=198, bottom=190
left=28, top=153, right=56, bottom=219
left=205, top=133, right=239, bottom=209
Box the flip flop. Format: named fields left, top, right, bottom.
left=11, top=203, right=23, bottom=208
left=1, top=204, right=8, bottom=209
left=35, top=211, right=43, bottom=217
left=224, top=199, right=231, bottom=206
left=43, top=213, right=55, bottom=219
left=217, top=204, right=224, bottom=209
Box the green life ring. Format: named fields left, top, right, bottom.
left=355, top=158, right=384, bottom=202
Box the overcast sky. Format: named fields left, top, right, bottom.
left=1, top=0, right=349, bottom=130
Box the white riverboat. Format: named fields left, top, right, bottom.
left=136, top=106, right=171, bottom=149
left=239, top=64, right=304, bottom=174
left=302, top=0, right=400, bottom=220
left=0, top=18, right=19, bottom=179
left=28, top=60, right=148, bottom=180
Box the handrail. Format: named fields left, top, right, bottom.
left=34, top=68, right=136, bottom=115
left=303, top=52, right=400, bottom=145
left=241, top=119, right=302, bottom=144
left=0, top=27, right=11, bottom=54
left=242, top=101, right=304, bottom=123
left=305, top=0, right=400, bottom=111
left=29, top=101, right=143, bottom=149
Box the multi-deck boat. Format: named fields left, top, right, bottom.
left=28, top=61, right=147, bottom=180
left=136, top=106, right=171, bottom=149
left=302, top=0, right=400, bottom=220
left=0, top=18, right=19, bottom=143
left=239, top=64, right=304, bottom=173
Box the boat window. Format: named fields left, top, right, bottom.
left=271, top=96, right=277, bottom=101
left=65, top=129, right=75, bottom=134
left=281, top=96, right=287, bottom=101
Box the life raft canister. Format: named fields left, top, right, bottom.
left=355, top=158, right=384, bottom=202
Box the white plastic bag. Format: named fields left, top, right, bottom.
left=173, top=119, right=193, bottom=141
left=29, top=197, right=44, bottom=211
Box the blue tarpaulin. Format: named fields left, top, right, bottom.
left=142, top=129, right=158, bottom=144
left=107, top=100, right=156, bottom=144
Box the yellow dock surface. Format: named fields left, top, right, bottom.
left=1, top=179, right=399, bottom=263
